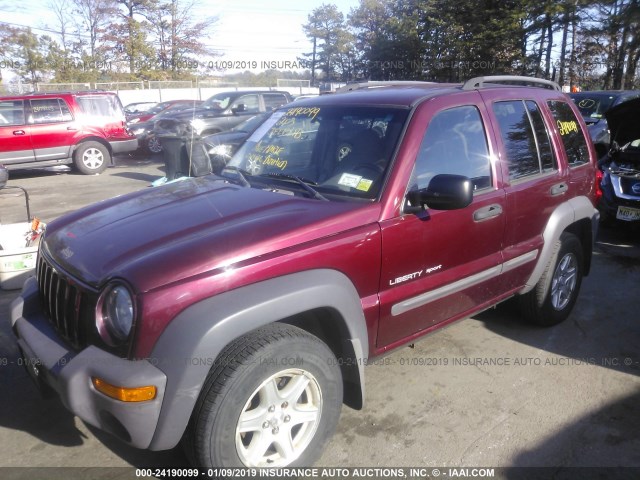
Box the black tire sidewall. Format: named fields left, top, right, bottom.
left=74, top=141, right=110, bottom=174
left=537, top=233, right=584, bottom=326
left=195, top=328, right=342, bottom=468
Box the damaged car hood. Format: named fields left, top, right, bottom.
left=605, top=97, right=640, bottom=148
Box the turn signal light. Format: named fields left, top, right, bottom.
left=92, top=377, right=157, bottom=402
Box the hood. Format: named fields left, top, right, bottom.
left=605, top=97, right=640, bottom=147
left=42, top=177, right=373, bottom=292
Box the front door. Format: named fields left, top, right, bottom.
left=377, top=93, right=505, bottom=348
left=0, top=100, right=34, bottom=165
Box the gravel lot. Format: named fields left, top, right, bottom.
left=1, top=154, right=639, bottom=479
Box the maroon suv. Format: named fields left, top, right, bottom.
left=11, top=76, right=599, bottom=468
left=0, top=91, right=137, bottom=174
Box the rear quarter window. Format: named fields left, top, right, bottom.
left=547, top=100, right=590, bottom=167
left=29, top=98, right=73, bottom=124
left=76, top=95, right=123, bottom=119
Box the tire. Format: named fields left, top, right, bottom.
left=74, top=141, right=110, bottom=175
left=519, top=232, right=583, bottom=326
left=147, top=136, right=163, bottom=154
left=185, top=323, right=343, bottom=468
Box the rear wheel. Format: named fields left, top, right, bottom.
left=185, top=323, right=342, bottom=468
left=519, top=232, right=583, bottom=326
left=74, top=141, right=110, bottom=175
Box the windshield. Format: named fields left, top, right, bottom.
left=227, top=105, right=409, bottom=200
left=570, top=93, right=617, bottom=119
left=203, top=93, right=234, bottom=109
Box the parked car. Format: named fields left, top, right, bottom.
left=124, top=102, right=158, bottom=116
left=131, top=91, right=291, bottom=154
left=162, top=90, right=292, bottom=136
left=569, top=90, right=640, bottom=157
left=0, top=91, right=137, bottom=174
left=202, top=112, right=270, bottom=172
left=126, top=99, right=203, bottom=124
left=596, top=97, right=640, bottom=223
left=11, top=76, right=599, bottom=468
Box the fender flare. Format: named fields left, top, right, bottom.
left=520, top=195, right=598, bottom=294
left=147, top=269, right=368, bottom=450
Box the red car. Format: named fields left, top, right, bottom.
left=126, top=99, right=203, bottom=124
left=0, top=91, right=137, bottom=174
left=12, top=76, right=599, bottom=468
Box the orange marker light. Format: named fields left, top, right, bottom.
left=92, top=377, right=157, bottom=402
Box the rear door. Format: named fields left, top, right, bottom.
left=28, top=98, right=78, bottom=161
left=482, top=91, right=567, bottom=291
left=0, top=100, right=34, bottom=165
left=377, top=92, right=506, bottom=347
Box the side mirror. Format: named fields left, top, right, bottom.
left=405, top=174, right=473, bottom=213
left=0, top=165, right=8, bottom=188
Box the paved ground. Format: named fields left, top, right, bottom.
left=0, top=155, right=639, bottom=478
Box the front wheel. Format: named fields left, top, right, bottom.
left=74, top=141, right=110, bottom=175
left=186, top=323, right=343, bottom=468
left=519, top=232, right=584, bottom=326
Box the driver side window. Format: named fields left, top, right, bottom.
left=231, top=95, right=259, bottom=113
left=409, top=105, right=492, bottom=192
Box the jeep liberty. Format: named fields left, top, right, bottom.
left=10, top=76, right=600, bottom=468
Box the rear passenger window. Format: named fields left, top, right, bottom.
left=0, top=100, right=25, bottom=126
left=547, top=100, right=590, bottom=167
left=409, top=105, right=492, bottom=192
left=493, top=100, right=556, bottom=181
left=29, top=99, right=73, bottom=124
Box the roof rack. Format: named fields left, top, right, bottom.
left=22, top=89, right=108, bottom=96
left=335, top=80, right=435, bottom=93
left=462, top=75, right=561, bottom=92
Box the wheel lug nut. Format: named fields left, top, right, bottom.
left=272, top=427, right=279, bottom=434
left=281, top=401, right=288, bottom=408
left=268, top=405, right=276, bottom=412
left=284, top=415, right=291, bottom=423
left=262, top=421, right=270, bottom=429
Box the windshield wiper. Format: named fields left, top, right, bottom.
left=220, top=166, right=251, bottom=187
left=259, top=173, right=329, bottom=201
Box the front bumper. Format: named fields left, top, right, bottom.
left=10, top=277, right=167, bottom=449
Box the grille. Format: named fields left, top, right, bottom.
left=36, top=254, right=90, bottom=350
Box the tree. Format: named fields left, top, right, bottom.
left=72, top=0, right=118, bottom=59
left=146, top=0, right=216, bottom=78
left=303, top=4, right=353, bottom=82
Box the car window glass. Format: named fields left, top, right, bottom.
left=263, top=94, right=289, bottom=111
left=76, top=95, right=120, bottom=118
left=547, top=100, right=590, bottom=167
left=29, top=98, right=73, bottom=124
left=525, top=100, right=556, bottom=173
left=409, top=105, right=492, bottom=192
left=231, top=95, right=259, bottom=113
left=494, top=100, right=545, bottom=180
left=229, top=105, right=409, bottom=200
left=0, top=100, right=25, bottom=126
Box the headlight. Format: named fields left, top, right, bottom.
left=208, top=143, right=233, bottom=158
left=190, top=119, right=205, bottom=135
left=131, top=127, right=146, bottom=135
left=128, top=118, right=141, bottom=124
left=97, top=283, right=135, bottom=345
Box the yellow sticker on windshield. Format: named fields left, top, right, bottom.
left=356, top=178, right=373, bottom=192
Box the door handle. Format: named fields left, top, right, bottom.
left=13, top=130, right=26, bottom=135
left=473, top=204, right=503, bottom=222
left=550, top=183, right=568, bottom=196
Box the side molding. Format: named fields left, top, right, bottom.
left=147, top=269, right=369, bottom=451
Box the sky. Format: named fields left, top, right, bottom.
left=0, top=0, right=361, bottom=76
